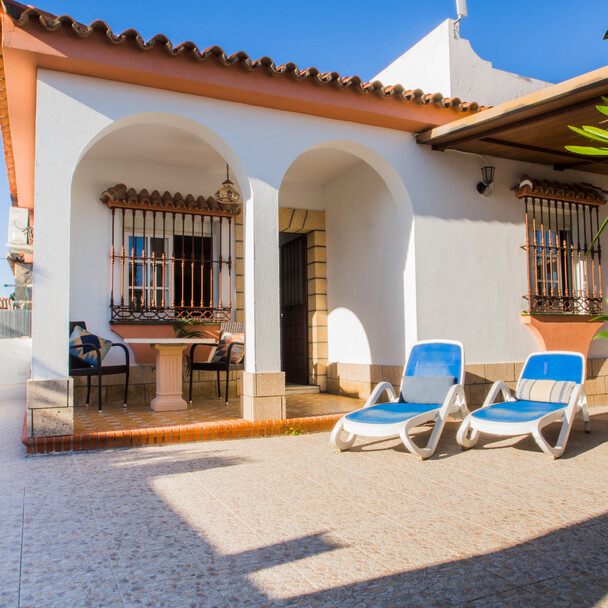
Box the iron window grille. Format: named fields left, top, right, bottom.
left=522, top=196, right=603, bottom=314
left=102, top=185, right=239, bottom=323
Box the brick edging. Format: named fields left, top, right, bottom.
left=22, top=413, right=343, bottom=455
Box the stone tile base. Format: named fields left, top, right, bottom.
left=27, top=406, right=74, bottom=438
left=26, top=378, right=74, bottom=437
left=240, top=371, right=286, bottom=421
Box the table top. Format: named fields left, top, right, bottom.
left=124, top=338, right=216, bottom=345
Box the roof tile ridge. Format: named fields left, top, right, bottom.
left=2, top=0, right=484, bottom=113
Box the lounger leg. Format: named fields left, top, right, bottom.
left=216, top=371, right=221, bottom=400
left=533, top=411, right=576, bottom=459
left=330, top=418, right=356, bottom=451
left=456, top=415, right=480, bottom=449
left=400, top=414, right=447, bottom=460
left=85, top=376, right=91, bottom=407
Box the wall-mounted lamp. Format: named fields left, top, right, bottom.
left=477, top=165, right=495, bottom=197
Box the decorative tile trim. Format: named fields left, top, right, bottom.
left=21, top=411, right=343, bottom=455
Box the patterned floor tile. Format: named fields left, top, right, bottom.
left=4, top=392, right=608, bottom=608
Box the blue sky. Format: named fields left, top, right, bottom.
left=0, top=0, right=607, bottom=293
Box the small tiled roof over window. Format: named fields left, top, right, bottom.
left=514, top=176, right=607, bottom=206
left=100, top=184, right=241, bottom=216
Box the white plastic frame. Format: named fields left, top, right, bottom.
left=456, top=350, right=589, bottom=459
left=330, top=340, right=468, bottom=460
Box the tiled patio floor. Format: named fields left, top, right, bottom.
left=3, top=386, right=608, bottom=607
left=73, top=393, right=363, bottom=433
left=24, top=394, right=365, bottom=454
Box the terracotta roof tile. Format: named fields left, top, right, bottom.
left=2, top=0, right=483, bottom=113
left=100, top=184, right=242, bottom=216
left=514, top=175, right=608, bottom=205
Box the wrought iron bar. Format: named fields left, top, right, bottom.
left=110, top=208, right=115, bottom=308
left=110, top=205, right=236, bottom=321
left=120, top=209, right=125, bottom=306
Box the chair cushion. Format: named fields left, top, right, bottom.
left=345, top=402, right=439, bottom=425
left=400, top=375, right=456, bottom=405
left=69, top=326, right=111, bottom=367
left=515, top=379, right=576, bottom=404
left=472, top=400, right=565, bottom=424
left=211, top=332, right=245, bottom=364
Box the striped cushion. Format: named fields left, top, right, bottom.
left=69, top=326, right=111, bottom=367
left=515, top=379, right=575, bottom=404
left=211, top=332, right=244, bottom=364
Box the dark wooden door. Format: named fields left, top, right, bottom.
left=280, top=235, right=308, bottom=384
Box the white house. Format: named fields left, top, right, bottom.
left=2, top=1, right=608, bottom=438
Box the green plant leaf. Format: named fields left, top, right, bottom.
left=568, top=125, right=608, bottom=143
left=585, top=215, right=608, bottom=257
left=593, top=331, right=608, bottom=340
left=596, top=104, right=608, bottom=116
left=564, top=145, right=608, bottom=155
left=173, top=319, right=204, bottom=338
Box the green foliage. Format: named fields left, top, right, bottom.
left=566, top=97, right=608, bottom=256
left=565, top=98, right=608, bottom=156
left=591, top=303, right=608, bottom=339
left=173, top=319, right=204, bottom=338
left=285, top=425, right=307, bottom=436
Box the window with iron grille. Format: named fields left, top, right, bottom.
left=101, top=184, right=240, bottom=323
left=517, top=178, right=606, bottom=315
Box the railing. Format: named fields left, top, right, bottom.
left=0, top=309, right=31, bottom=338
left=523, top=196, right=603, bottom=314
left=108, top=208, right=234, bottom=323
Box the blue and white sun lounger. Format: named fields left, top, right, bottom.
left=330, top=340, right=468, bottom=459
left=457, top=351, right=588, bottom=459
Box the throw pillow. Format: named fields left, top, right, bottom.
left=515, top=379, right=575, bottom=404
left=69, top=326, right=112, bottom=367
left=400, top=375, right=456, bottom=404
left=211, top=331, right=245, bottom=364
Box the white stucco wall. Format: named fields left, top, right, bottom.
left=374, top=19, right=550, bottom=106
left=325, top=162, right=409, bottom=365
left=32, top=68, right=608, bottom=381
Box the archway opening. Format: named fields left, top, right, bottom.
left=70, top=117, right=246, bottom=408
left=279, top=143, right=411, bottom=399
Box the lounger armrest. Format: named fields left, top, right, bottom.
left=565, top=383, right=586, bottom=414
left=482, top=381, right=512, bottom=408
left=364, top=381, right=397, bottom=408
left=439, top=383, right=467, bottom=415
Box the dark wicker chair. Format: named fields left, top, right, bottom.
left=188, top=322, right=244, bottom=406
left=69, top=321, right=130, bottom=411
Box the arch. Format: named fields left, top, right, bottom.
left=69, top=112, right=251, bottom=369
left=279, top=138, right=413, bottom=220
left=277, top=139, right=416, bottom=398
left=72, top=111, right=252, bottom=205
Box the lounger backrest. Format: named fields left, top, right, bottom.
left=404, top=341, right=463, bottom=384
left=520, top=352, right=585, bottom=385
